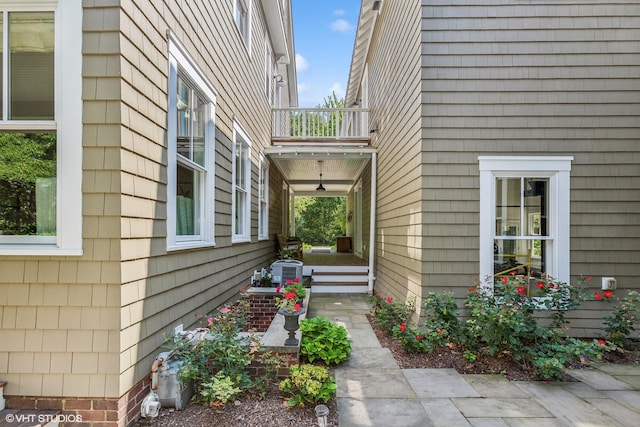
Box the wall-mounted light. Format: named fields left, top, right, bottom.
left=274, top=74, right=287, bottom=87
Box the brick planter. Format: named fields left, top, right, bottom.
left=243, top=288, right=280, bottom=332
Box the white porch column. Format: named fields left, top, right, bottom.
left=368, top=152, right=377, bottom=294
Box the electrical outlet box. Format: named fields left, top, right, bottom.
left=602, top=277, right=617, bottom=290
left=174, top=324, right=183, bottom=335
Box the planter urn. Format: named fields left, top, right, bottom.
left=278, top=307, right=306, bottom=346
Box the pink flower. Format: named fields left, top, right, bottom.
left=385, top=297, right=392, bottom=303
left=285, top=279, right=293, bottom=285
left=294, top=277, right=301, bottom=283
left=536, top=281, right=545, bottom=289
left=294, top=303, right=301, bottom=312
left=517, top=286, right=525, bottom=295
left=416, top=335, right=422, bottom=340
left=603, top=291, right=613, bottom=299
left=276, top=286, right=282, bottom=293
left=594, top=292, right=602, bottom=301
left=437, top=328, right=443, bottom=334
left=501, top=277, right=508, bottom=285
left=399, top=323, right=406, bottom=332
left=585, top=275, right=591, bottom=281
left=207, top=317, right=213, bottom=324
left=220, top=307, right=229, bottom=314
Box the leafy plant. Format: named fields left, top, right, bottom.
left=300, top=316, right=351, bottom=365
left=602, top=291, right=640, bottom=347
left=279, top=364, right=336, bottom=407
left=200, top=372, right=243, bottom=404
left=391, top=322, right=431, bottom=353
left=423, top=292, right=461, bottom=346
left=370, top=295, right=415, bottom=333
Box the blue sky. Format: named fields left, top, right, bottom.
left=291, top=0, right=360, bottom=107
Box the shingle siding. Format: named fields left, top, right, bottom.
left=415, top=0, right=640, bottom=333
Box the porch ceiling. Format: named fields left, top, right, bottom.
left=263, top=145, right=375, bottom=196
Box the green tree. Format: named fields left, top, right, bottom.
left=0, top=132, right=56, bottom=235
left=290, top=92, right=345, bottom=138
left=295, top=196, right=346, bottom=246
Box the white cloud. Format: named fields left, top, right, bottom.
left=333, top=9, right=346, bottom=16
left=331, top=19, right=353, bottom=33
left=329, top=82, right=345, bottom=99
left=295, top=54, right=309, bottom=72
left=297, top=82, right=310, bottom=94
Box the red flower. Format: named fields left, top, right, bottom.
left=385, top=297, right=392, bottom=303
left=598, top=339, right=606, bottom=346
left=501, top=277, right=508, bottom=285
left=536, top=281, right=545, bottom=289
left=468, top=287, right=476, bottom=293
left=416, top=335, right=422, bottom=340
left=603, top=290, right=613, bottom=299
left=294, top=303, right=301, bottom=312
left=585, top=275, right=591, bottom=281
left=399, top=323, right=406, bottom=332
left=285, top=279, right=293, bottom=285
left=294, top=277, right=301, bottom=283
left=517, top=286, right=525, bottom=295
left=284, top=292, right=296, bottom=299
left=276, top=286, right=282, bottom=293
left=594, top=292, right=602, bottom=300
left=437, top=328, right=443, bottom=334
left=549, top=284, right=555, bottom=289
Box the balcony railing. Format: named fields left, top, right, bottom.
left=272, top=107, right=370, bottom=141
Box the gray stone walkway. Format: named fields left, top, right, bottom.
left=308, top=294, right=640, bottom=427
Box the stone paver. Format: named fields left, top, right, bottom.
left=462, top=374, right=525, bottom=398
left=584, top=398, right=640, bottom=426
left=514, top=381, right=622, bottom=426
left=338, top=398, right=433, bottom=427
left=565, top=368, right=633, bottom=391
left=343, top=347, right=398, bottom=369
left=420, top=399, right=471, bottom=426
left=451, top=397, right=553, bottom=418
left=335, top=368, right=415, bottom=399
left=467, top=418, right=510, bottom=427
left=404, top=369, right=480, bottom=398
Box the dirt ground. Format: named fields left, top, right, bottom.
left=135, top=314, right=639, bottom=426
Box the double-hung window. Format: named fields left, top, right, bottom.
left=0, top=0, right=82, bottom=255
left=167, top=34, right=216, bottom=250
left=232, top=121, right=251, bottom=242
left=258, top=155, right=269, bottom=240
left=234, top=0, right=250, bottom=50
left=479, top=156, right=573, bottom=291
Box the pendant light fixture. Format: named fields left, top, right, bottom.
left=316, top=160, right=326, bottom=192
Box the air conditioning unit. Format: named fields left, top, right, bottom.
left=602, top=277, right=617, bottom=290
left=271, top=259, right=303, bottom=284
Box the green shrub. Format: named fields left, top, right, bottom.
left=602, top=291, right=640, bottom=347
left=370, top=295, right=415, bottom=333
left=200, top=372, right=243, bottom=403
left=279, top=364, right=336, bottom=407
left=300, top=316, right=351, bottom=365
left=423, top=292, right=461, bottom=346
left=391, top=322, right=432, bottom=353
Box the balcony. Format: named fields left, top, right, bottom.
left=272, top=107, right=370, bottom=144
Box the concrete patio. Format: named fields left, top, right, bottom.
left=308, top=294, right=640, bottom=427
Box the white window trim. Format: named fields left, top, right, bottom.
left=234, top=0, right=251, bottom=54
left=258, top=154, right=269, bottom=240
left=265, top=33, right=272, bottom=103
left=167, top=33, right=217, bottom=251
left=232, top=120, right=252, bottom=243
left=0, top=0, right=82, bottom=256
left=479, top=156, right=573, bottom=288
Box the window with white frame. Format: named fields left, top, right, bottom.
left=232, top=121, right=251, bottom=242
left=234, top=0, right=250, bottom=49
left=0, top=0, right=82, bottom=255
left=167, top=34, right=216, bottom=250
left=479, top=156, right=573, bottom=292
left=258, top=155, right=269, bottom=239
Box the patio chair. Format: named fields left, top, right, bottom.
left=277, top=234, right=303, bottom=260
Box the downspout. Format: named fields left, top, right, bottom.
left=368, top=152, right=377, bottom=295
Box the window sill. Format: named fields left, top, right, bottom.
left=232, top=237, right=251, bottom=244
left=167, top=241, right=216, bottom=252
left=0, top=246, right=83, bottom=256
